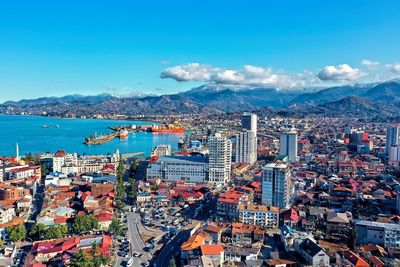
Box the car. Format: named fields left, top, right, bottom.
left=142, top=261, right=150, bottom=267
left=175, top=213, right=181, bottom=217
left=133, top=252, right=140, bottom=257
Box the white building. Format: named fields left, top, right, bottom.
left=235, top=130, right=257, bottom=165
left=208, top=133, right=232, bottom=185
left=241, top=113, right=257, bottom=133
left=44, top=172, right=71, bottom=187
left=262, top=162, right=292, bottom=209
left=356, top=220, right=400, bottom=249
left=279, top=131, right=298, bottom=163
left=151, top=144, right=172, bottom=157
left=386, top=124, right=400, bottom=155
left=389, top=146, right=400, bottom=163
left=238, top=204, right=279, bottom=228
left=146, top=156, right=208, bottom=183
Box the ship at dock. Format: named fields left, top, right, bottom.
left=84, top=132, right=117, bottom=145
left=150, top=123, right=185, bottom=133
left=119, top=129, right=129, bottom=139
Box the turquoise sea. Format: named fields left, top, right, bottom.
left=0, top=115, right=182, bottom=157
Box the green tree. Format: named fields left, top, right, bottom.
left=129, top=159, right=137, bottom=177
left=128, top=177, right=137, bottom=203
left=91, top=243, right=110, bottom=267
left=72, top=215, right=99, bottom=234
left=70, top=249, right=92, bottom=267
left=8, top=224, right=26, bottom=242
left=30, top=223, right=46, bottom=239
left=109, top=218, right=126, bottom=237
left=43, top=225, right=63, bottom=239
left=40, top=162, right=49, bottom=177
left=169, top=258, right=177, bottom=267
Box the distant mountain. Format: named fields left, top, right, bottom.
left=1, top=80, right=400, bottom=118
left=3, top=93, right=117, bottom=106
left=289, top=80, right=400, bottom=105
left=283, top=96, right=400, bottom=118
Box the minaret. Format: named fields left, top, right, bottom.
left=16, top=143, right=20, bottom=162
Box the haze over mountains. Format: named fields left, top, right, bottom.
left=1, top=80, right=400, bottom=118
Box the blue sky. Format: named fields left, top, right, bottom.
left=0, top=0, right=400, bottom=101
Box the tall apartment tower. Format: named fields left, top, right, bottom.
left=208, top=132, right=232, bottom=185
left=386, top=125, right=400, bottom=155
left=235, top=130, right=257, bottom=165
left=241, top=112, right=257, bottom=133
left=262, top=162, right=292, bottom=209
left=279, top=131, right=298, bottom=163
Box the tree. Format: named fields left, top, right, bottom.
left=129, top=159, right=137, bottom=177
left=115, top=159, right=126, bottom=210
left=91, top=243, right=110, bottom=267
left=70, top=249, right=92, bottom=267
left=8, top=224, right=26, bottom=242
left=0, top=239, right=4, bottom=247
left=30, top=223, right=46, bottom=239
left=169, top=258, right=177, bottom=267
left=43, top=225, right=63, bottom=239
left=128, top=177, right=137, bottom=203
left=72, top=215, right=99, bottom=234
left=40, top=162, right=49, bottom=177
left=109, top=218, right=126, bottom=237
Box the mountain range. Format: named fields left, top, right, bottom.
left=1, top=80, right=400, bottom=119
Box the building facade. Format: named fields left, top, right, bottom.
left=235, top=130, right=257, bottom=165
left=208, top=133, right=232, bottom=185
left=386, top=124, right=400, bottom=155
left=356, top=220, right=400, bottom=249
left=279, top=131, right=298, bottom=163
left=241, top=112, right=257, bottom=133
left=262, top=163, right=292, bottom=209
left=238, top=204, right=279, bottom=228
left=146, top=156, right=209, bottom=183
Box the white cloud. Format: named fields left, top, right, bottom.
left=386, top=63, right=400, bottom=74
left=161, top=63, right=311, bottom=88
left=361, top=59, right=380, bottom=68
left=317, top=64, right=366, bottom=81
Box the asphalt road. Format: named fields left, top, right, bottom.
left=153, top=229, right=191, bottom=267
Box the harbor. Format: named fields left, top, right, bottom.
left=83, top=122, right=186, bottom=145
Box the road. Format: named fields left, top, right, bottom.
left=153, top=229, right=191, bottom=267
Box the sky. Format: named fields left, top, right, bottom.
left=0, top=0, right=400, bottom=101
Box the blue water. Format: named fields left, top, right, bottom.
left=0, top=115, right=182, bottom=156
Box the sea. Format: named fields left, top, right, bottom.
left=0, top=115, right=182, bottom=157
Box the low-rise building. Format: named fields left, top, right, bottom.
left=238, top=204, right=279, bottom=228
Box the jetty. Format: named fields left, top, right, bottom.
left=84, top=132, right=118, bottom=145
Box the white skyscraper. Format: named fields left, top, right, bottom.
left=208, top=132, right=232, bottom=185
left=262, top=162, right=292, bottom=209
left=279, top=131, right=298, bottom=163
left=235, top=130, right=257, bottom=165
left=241, top=113, right=257, bottom=133
left=386, top=125, right=400, bottom=155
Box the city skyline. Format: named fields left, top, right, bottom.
left=1, top=1, right=400, bottom=100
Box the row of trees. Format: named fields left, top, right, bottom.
left=115, top=159, right=126, bottom=211
left=30, top=224, right=68, bottom=239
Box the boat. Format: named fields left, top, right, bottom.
left=56, top=125, right=60, bottom=128
left=42, top=125, right=50, bottom=128
left=84, top=132, right=118, bottom=145
left=119, top=129, right=129, bottom=139
left=151, top=124, right=185, bottom=133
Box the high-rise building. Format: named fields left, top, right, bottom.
left=262, top=162, right=292, bottom=209
left=241, top=113, right=257, bottom=133
left=386, top=125, right=400, bottom=155
left=279, top=131, right=298, bottom=163
left=208, top=133, right=232, bottom=185
left=235, top=130, right=257, bottom=165
left=389, top=146, right=400, bottom=163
